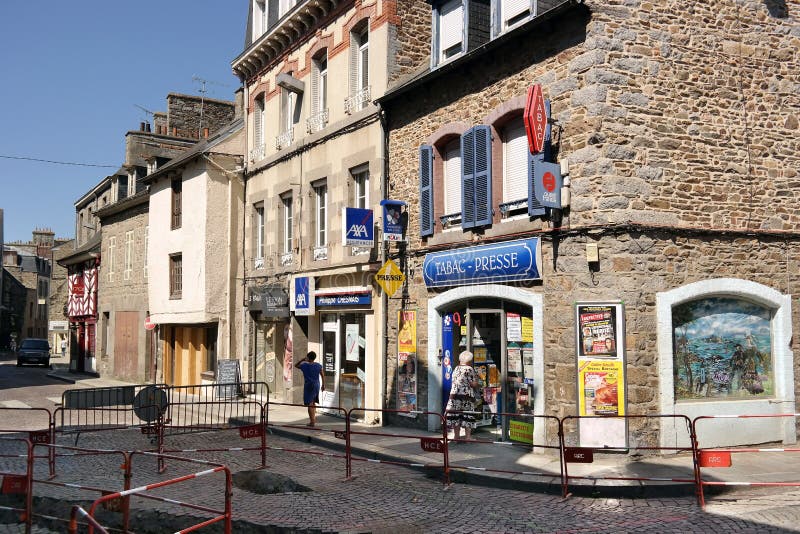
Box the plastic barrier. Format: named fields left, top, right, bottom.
left=445, top=410, right=563, bottom=484
left=265, top=400, right=350, bottom=478
left=560, top=414, right=697, bottom=498
left=347, top=408, right=450, bottom=485
left=692, top=413, right=800, bottom=507
left=0, top=436, right=33, bottom=534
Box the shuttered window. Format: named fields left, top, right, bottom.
left=171, top=178, right=182, bottom=230
left=461, top=125, right=492, bottom=229
left=502, top=0, right=530, bottom=28
left=503, top=117, right=528, bottom=203
left=254, top=95, right=264, bottom=151
left=419, top=145, right=434, bottom=236
left=438, top=0, right=463, bottom=61
left=443, top=139, right=462, bottom=216
left=312, top=55, right=327, bottom=114
left=169, top=254, right=182, bottom=299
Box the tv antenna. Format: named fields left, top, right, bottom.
left=192, top=75, right=231, bottom=138
left=134, top=104, right=157, bottom=131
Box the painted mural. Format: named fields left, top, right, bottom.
left=673, top=297, right=773, bottom=401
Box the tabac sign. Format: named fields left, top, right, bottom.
left=422, top=238, right=542, bottom=288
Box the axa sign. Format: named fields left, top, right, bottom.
left=291, top=276, right=314, bottom=316
left=342, top=207, right=374, bottom=247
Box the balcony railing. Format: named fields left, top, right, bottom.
left=280, top=252, right=294, bottom=266
left=275, top=128, right=294, bottom=150
left=249, top=143, right=266, bottom=162
left=306, top=109, right=329, bottom=134
left=344, top=86, right=371, bottom=115
left=313, top=246, right=328, bottom=261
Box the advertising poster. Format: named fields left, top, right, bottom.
left=506, top=313, right=522, bottom=342
left=578, top=359, right=625, bottom=416
left=397, top=352, right=417, bottom=412
left=398, top=311, right=417, bottom=353
left=283, top=322, right=293, bottom=384
left=441, top=314, right=454, bottom=410
left=507, top=347, right=522, bottom=373
left=521, top=317, right=533, bottom=343
left=345, top=323, right=360, bottom=362
left=382, top=200, right=405, bottom=242
left=577, top=304, right=618, bottom=357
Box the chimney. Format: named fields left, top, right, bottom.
left=140, top=122, right=146, bottom=131
left=203, top=127, right=209, bottom=139
left=145, top=122, right=151, bottom=132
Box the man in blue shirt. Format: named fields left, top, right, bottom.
left=295, top=351, right=325, bottom=426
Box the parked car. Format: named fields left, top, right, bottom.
left=16, top=338, right=51, bottom=367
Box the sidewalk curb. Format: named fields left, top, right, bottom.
left=265, top=425, right=701, bottom=499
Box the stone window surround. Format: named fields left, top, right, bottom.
left=656, top=278, right=795, bottom=449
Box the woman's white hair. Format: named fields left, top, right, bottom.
left=458, top=350, right=474, bottom=365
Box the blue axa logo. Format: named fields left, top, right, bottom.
left=348, top=224, right=369, bottom=237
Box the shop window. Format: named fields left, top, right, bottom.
left=673, top=297, right=773, bottom=401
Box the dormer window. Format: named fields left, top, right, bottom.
left=431, top=0, right=490, bottom=68
left=436, top=0, right=463, bottom=63
left=498, top=0, right=535, bottom=32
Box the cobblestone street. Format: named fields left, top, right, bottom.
left=1, top=429, right=799, bottom=533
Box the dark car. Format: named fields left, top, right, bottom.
left=16, top=338, right=51, bottom=367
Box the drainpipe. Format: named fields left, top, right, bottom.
left=378, top=104, right=389, bottom=422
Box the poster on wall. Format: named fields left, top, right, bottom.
left=575, top=302, right=627, bottom=449
left=283, top=322, right=293, bottom=385
left=507, top=313, right=522, bottom=342
left=672, top=297, right=773, bottom=401
left=398, top=310, right=418, bottom=417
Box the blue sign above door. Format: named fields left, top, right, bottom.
left=422, top=238, right=542, bottom=288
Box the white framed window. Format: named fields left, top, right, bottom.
left=281, top=88, right=295, bottom=133
left=124, top=231, right=133, bottom=280
left=282, top=194, right=293, bottom=254
left=438, top=0, right=463, bottom=63
left=503, top=116, right=528, bottom=205
left=312, top=55, right=328, bottom=115
left=443, top=139, right=462, bottom=218
left=278, top=0, right=293, bottom=18
left=501, top=0, right=531, bottom=30
left=351, top=165, right=369, bottom=209
left=314, top=181, right=328, bottom=247
left=143, top=226, right=149, bottom=279
left=255, top=205, right=265, bottom=260
left=254, top=0, right=267, bottom=37
left=107, top=236, right=116, bottom=282
left=357, top=29, right=369, bottom=92
left=254, top=94, right=265, bottom=157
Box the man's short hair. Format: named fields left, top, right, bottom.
left=307, top=351, right=317, bottom=361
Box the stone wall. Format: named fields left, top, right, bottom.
left=388, top=0, right=431, bottom=84
left=382, top=0, right=800, bottom=438
left=166, top=93, right=236, bottom=139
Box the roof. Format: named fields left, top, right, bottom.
left=142, top=118, right=244, bottom=185
left=58, top=231, right=101, bottom=266
left=94, top=188, right=149, bottom=220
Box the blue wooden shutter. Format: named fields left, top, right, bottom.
left=528, top=150, right=546, bottom=216
left=473, top=125, right=492, bottom=226
left=461, top=128, right=476, bottom=229
left=419, top=145, right=434, bottom=236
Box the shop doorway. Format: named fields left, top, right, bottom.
left=442, top=301, right=535, bottom=442
left=320, top=313, right=366, bottom=419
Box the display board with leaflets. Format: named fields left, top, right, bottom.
left=215, top=359, right=243, bottom=400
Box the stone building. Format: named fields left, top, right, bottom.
left=48, top=238, right=74, bottom=359
left=378, top=0, right=799, bottom=450
left=232, top=0, right=428, bottom=411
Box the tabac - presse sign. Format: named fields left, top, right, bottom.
left=375, top=259, right=405, bottom=297
left=342, top=207, right=374, bottom=247
left=291, top=276, right=314, bottom=316
left=422, top=238, right=542, bottom=288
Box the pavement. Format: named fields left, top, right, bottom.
left=1, top=363, right=797, bottom=532
left=38, top=367, right=800, bottom=500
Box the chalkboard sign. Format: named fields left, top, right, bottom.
left=215, top=359, right=243, bottom=399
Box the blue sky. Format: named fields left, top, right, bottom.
left=0, top=1, right=247, bottom=243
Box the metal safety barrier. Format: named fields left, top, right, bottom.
left=347, top=408, right=451, bottom=485
left=692, top=412, right=800, bottom=507
left=0, top=436, right=33, bottom=534
left=68, top=505, right=109, bottom=534
left=559, top=414, right=697, bottom=498
left=445, top=410, right=563, bottom=485
left=0, top=407, right=55, bottom=477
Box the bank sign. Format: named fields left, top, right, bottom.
left=422, top=238, right=542, bottom=288
left=342, top=207, right=374, bottom=247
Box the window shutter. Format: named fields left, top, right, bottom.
left=254, top=96, right=264, bottom=149
left=439, top=0, right=463, bottom=56
left=360, top=42, right=369, bottom=91
left=419, top=145, right=434, bottom=236
left=502, top=0, right=530, bottom=26
left=349, top=32, right=358, bottom=96
left=460, top=127, right=476, bottom=229
left=473, top=125, right=492, bottom=226
left=311, top=62, right=320, bottom=114
left=528, top=150, right=546, bottom=216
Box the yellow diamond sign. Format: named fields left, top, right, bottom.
left=375, top=259, right=405, bottom=297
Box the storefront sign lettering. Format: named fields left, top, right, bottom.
left=423, top=238, right=542, bottom=288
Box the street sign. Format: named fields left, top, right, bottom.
left=375, top=259, right=405, bottom=297
left=523, top=84, right=547, bottom=154
left=144, top=316, right=155, bottom=330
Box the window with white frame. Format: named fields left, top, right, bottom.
left=278, top=0, right=294, bottom=18
left=254, top=94, right=265, bottom=157
left=351, top=165, right=369, bottom=209
left=443, top=139, right=462, bottom=222
left=107, top=237, right=116, bottom=282
left=124, top=231, right=133, bottom=280
left=280, top=87, right=295, bottom=134
left=254, top=0, right=267, bottom=37
left=282, top=194, right=293, bottom=254
left=501, top=0, right=532, bottom=30
left=502, top=116, right=529, bottom=211
left=255, top=205, right=265, bottom=262
left=437, top=0, right=463, bottom=63
left=312, top=54, right=328, bottom=115
left=347, top=24, right=369, bottom=112
left=169, top=254, right=182, bottom=299
left=314, top=181, right=328, bottom=248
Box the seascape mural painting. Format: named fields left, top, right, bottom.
left=673, top=297, right=773, bottom=401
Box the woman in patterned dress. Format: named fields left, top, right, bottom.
left=445, top=350, right=480, bottom=442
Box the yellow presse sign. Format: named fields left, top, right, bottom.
left=375, top=259, right=405, bottom=297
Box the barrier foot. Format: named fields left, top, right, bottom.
left=560, top=492, right=573, bottom=502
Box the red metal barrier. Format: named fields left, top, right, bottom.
left=265, top=400, right=351, bottom=478
left=347, top=408, right=450, bottom=485
left=0, top=407, right=55, bottom=478
left=0, top=436, right=33, bottom=534
left=692, top=413, right=800, bottom=507
left=68, top=505, right=110, bottom=534
left=560, top=414, right=697, bottom=498
left=445, top=410, right=563, bottom=484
